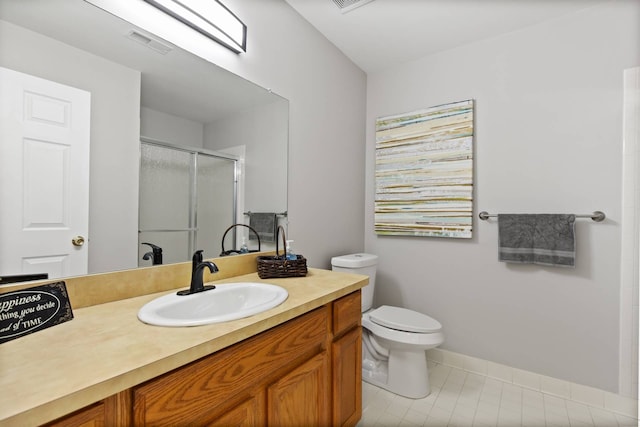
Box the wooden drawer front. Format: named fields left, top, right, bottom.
left=44, top=402, right=105, bottom=427
left=46, top=392, right=131, bottom=427
left=133, top=307, right=329, bottom=426
left=332, top=291, right=361, bottom=336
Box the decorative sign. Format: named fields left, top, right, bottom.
left=375, top=99, right=474, bottom=238
left=0, top=281, right=73, bottom=344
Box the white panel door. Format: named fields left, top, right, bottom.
left=0, top=67, right=91, bottom=280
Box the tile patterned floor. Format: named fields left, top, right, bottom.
left=358, top=362, right=638, bottom=427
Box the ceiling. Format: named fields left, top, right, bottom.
left=284, top=0, right=606, bottom=73
left=0, top=0, right=609, bottom=117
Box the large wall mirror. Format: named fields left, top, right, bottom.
left=0, top=0, right=288, bottom=283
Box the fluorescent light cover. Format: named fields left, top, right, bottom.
left=143, top=0, right=246, bottom=53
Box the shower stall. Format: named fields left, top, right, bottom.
left=138, top=138, right=238, bottom=266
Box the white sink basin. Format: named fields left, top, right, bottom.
left=138, top=282, right=288, bottom=327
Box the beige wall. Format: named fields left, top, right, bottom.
left=365, top=1, right=640, bottom=393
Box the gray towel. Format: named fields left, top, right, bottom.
left=498, top=214, right=576, bottom=267
left=249, top=213, right=277, bottom=243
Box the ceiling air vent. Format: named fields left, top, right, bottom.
left=126, top=30, right=173, bottom=55
left=331, top=0, right=375, bottom=14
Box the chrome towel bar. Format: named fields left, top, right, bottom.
left=478, top=211, right=606, bottom=222
left=243, top=211, right=288, bottom=217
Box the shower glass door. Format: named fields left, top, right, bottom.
left=196, top=154, right=237, bottom=256
left=138, top=141, right=237, bottom=266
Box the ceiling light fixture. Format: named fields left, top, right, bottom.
left=143, top=0, right=246, bottom=53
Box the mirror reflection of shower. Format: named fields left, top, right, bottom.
left=138, top=139, right=238, bottom=266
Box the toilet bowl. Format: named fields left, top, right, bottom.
left=331, top=253, right=444, bottom=399
left=361, top=305, right=444, bottom=398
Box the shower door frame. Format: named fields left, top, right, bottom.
left=620, top=67, right=639, bottom=399
left=139, top=137, right=239, bottom=263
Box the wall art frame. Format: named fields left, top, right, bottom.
left=375, top=99, right=474, bottom=238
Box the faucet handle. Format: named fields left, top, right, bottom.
left=192, top=249, right=204, bottom=265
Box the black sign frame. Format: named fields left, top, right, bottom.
left=0, top=281, right=74, bottom=344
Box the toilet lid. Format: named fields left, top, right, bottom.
left=369, top=306, right=442, bottom=333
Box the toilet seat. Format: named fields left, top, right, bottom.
left=369, top=305, right=442, bottom=333
left=362, top=311, right=444, bottom=348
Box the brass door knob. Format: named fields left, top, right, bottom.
left=72, top=236, right=85, bottom=247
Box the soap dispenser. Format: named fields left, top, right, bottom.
left=240, top=236, right=249, bottom=254
left=285, top=240, right=297, bottom=260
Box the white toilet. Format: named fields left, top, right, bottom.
left=331, top=253, right=444, bottom=399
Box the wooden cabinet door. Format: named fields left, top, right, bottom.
left=267, top=352, right=330, bottom=427
left=332, top=327, right=362, bottom=427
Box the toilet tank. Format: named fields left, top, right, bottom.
left=331, top=253, right=378, bottom=312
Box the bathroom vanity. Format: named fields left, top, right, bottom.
left=0, top=253, right=367, bottom=426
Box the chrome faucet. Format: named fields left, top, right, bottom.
left=177, top=250, right=219, bottom=296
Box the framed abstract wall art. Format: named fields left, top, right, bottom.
left=375, top=99, right=474, bottom=238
